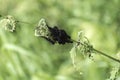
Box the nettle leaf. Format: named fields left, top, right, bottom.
left=35, top=18, right=50, bottom=38
left=70, top=31, right=94, bottom=72
left=70, top=44, right=77, bottom=67
left=107, top=53, right=120, bottom=80
left=35, top=18, right=73, bottom=44
left=0, top=15, right=16, bottom=32
left=77, top=31, right=93, bottom=57
left=109, top=66, right=120, bottom=80
left=70, top=44, right=83, bottom=74
left=70, top=31, right=93, bottom=58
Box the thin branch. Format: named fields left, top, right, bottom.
left=0, top=15, right=32, bottom=25
left=93, top=49, right=120, bottom=63
left=16, top=20, right=33, bottom=25
left=72, top=39, right=120, bottom=63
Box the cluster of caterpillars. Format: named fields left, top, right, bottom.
left=43, top=25, right=73, bottom=45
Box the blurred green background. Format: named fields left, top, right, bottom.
left=0, top=0, right=120, bottom=80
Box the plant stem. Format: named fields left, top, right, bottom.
left=16, top=20, right=32, bottom=25
left=72, top=39, right=120, bottom=63
left=93, top=49, right=120, bottom=63
left=0, top=15, right=32, bottom=25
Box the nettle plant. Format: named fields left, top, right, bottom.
left=0, top=15, right=120, bottom=79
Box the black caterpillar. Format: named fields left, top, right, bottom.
left=43, top=25, right=73, bottom=45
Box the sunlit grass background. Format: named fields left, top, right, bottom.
left=0, top=0, right=120, bottom=80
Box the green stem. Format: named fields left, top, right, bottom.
left=16, top=20, right=32, bottom=25
left=72, top=39, right=120, bottom=63
left=93, top=49, right=120, bottom=63
left=0, top=15, right=32, bottom=25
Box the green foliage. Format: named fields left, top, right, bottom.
left=0, top=0, right=120, bottom=80
left=108, top=65, right=120, bottom=80
left=107, top=53, right=120, bottom=80
left=70, top=31, right=94, bottom=72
